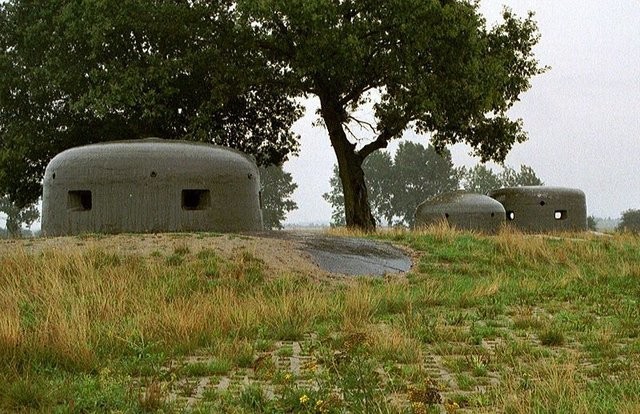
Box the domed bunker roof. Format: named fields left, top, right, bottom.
left=488, top=186, right=587, bottom=232
left=42, top=138, right=263, bottom=236
left=415, top=191, right=506, bottom=233
left=44, top=138, right=258, bottom=181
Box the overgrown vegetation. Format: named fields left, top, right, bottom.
left=1, top=229, right=639, bottom=412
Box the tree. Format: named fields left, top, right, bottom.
left=0, top=194, right=38, bottom=237
left=241, top=1, right=545, bottom=229
left=461, top=165, right=504, bottom=195
left=391, top=142, right=459, bottom=226
left=461, top=164, right=543, bottom=194
left=587, top=215, right=597, bottom=231
left=617, top=209, right=640, bottom=233
left=323, top=150, right=394, bottom=227
left=501, top=165, right=543, bottom=188
left=324, top=143, right=459, bottom=227
left=0, top=1, right=301, bottom=208
left=260, top=166, right=298, bottom=230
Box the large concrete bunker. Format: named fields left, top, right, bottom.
left=414, top=192, right=506, bottom=233
left=489, top=186, right=587, bottom=232
left=42, top=138, right=263, bottom=236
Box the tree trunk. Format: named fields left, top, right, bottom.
left=319, top=95, right=376, bottom=231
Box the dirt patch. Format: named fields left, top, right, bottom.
left=0, top=233, right=325, bottom=277
left=0, top=231, right=413, bottom=279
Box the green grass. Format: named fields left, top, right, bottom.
left=1, top=229, right=639, bottom=412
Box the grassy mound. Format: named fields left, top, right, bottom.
left=1, top=229, right=639, bottom=412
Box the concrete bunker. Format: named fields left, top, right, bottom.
left=488, top=186, right=587, bottom=232
left=414, top=192, right=506, bottom=233
left=42, top=138, right=263, bottom=236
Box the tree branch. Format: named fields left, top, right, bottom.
left=347, top=115, right=376, bottom=133
left=339, top=82, right=374, bottom=107
left=358, top=129, right=393, bottom=159
left=343, top=123, right=359, bottom=141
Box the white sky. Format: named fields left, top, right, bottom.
left=284, top=0, right=640, bottom=224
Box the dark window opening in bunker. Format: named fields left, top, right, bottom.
left=539, top=200, right=546, bottom=206
left=182, top=189, right=211, bottom=210
left=68, top=190, right=92, bottom=211
left=507, top=211, right=515, bottom=221
left=554, top=210, right=567, bottom=220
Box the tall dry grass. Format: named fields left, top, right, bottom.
left=0, top=247, right=333, bottom=372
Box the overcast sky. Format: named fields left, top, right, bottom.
left=284, top=0, right=640, bottom=224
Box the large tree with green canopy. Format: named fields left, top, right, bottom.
left=240, top=0, right=546, bottom=229
left=0, top=0, right=301, bottom=208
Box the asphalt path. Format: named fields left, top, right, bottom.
left=262, top=231, right=412, bottom=276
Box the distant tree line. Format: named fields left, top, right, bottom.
left=324, top=142, right=543, bottom=227
left=617, top=209, right=640, bottom=233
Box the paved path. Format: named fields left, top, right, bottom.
left=262, top=231, right=412, bottom=276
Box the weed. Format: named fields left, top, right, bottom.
left=182, top=359, right=232, bottom=377
left=173, top=245, right=190, bottom=256
left=165, top=253, right=184, bottom=266
left=539, top=326, right=566, bottom=347
left=408, top=377, right=442, bottom=405
left=2, top=377, right=48, bottom=410
left=138, top=379, right=166, bottom=412
left=277, top=346, right=294, bottom=357
left=238, top=384, right=269, bottom=412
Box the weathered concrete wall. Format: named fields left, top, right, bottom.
left=414, top=192, right=506, bottom=233
left=488, top=186, right=587, bottom=232
left=42, top=138, right=263, bottom=236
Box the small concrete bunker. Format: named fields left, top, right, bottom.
left=42, top=138, right=263, bottom=236
left=414, top=192, right=506, bottom=233
left=488, top=186, right=587, bottom=232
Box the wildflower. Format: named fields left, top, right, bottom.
left=412, top=401, right=426, bottom=414
left=305, top=360, right=318, bottom=372
left=299, top=394, right=310, bottom=404
left=285, top=373, right=292, bottom=380
left=315, top=399, right=323, bottom=407
left=98, top=367, right=112, bottom=386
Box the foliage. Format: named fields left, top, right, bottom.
left=461, top=164, right=543, bottom=194
left=587, top=215, right=597, bottom=231
left=0, top=195, right=38, bottom=237
left=324, top=142, right=459, bottom=227
left=617, top=209, right=640, bottom=233
left=259, top=166, right=298, bottom=230
left=0, top=0, right=301, bottom=208
left=239, top=0, right=546, bottom=228
left=391, top=142, right=460, bottom=226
